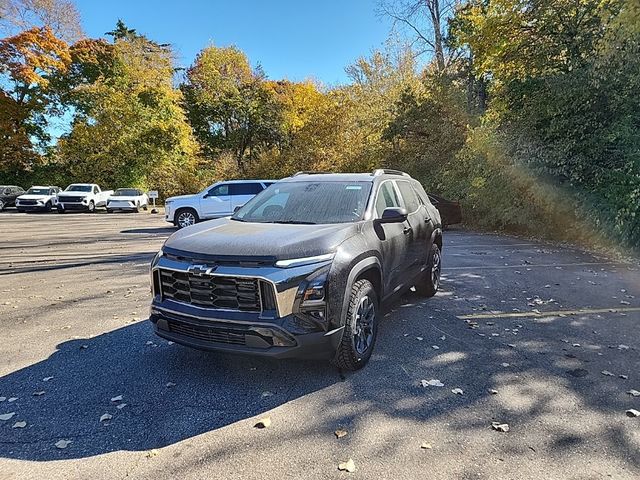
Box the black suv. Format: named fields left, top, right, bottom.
left=0, top=186, right=25, bottom=211
left=149, top=170, right=442, bottom=370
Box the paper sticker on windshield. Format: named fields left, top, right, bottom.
left=345, top=185, right=362, bottom=190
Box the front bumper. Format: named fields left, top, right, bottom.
left=149, top=303, right=342, bottom=359
left=59, top=202, right=89, bottom=211
left=17, top=204, right=50, bottom=211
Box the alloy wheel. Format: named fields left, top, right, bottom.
left=431, top=249, right=441, bottom=290
left=353, top=295, right=376, bottom=355
left=178, top=211, right=196, bottom=228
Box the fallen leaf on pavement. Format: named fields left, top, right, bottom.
left=12, top=421, right=26, bottom=428
left=421, top=379, right=444, bottom=387
left=451, top=388, right=464, bottom=395
left=33, top=391, right=45, bottom=396
left=146, top=449, right=159, bottom=458
left=432, top=345, right=440, bottom=350
left=626, top=409, right=640, bottom=418
left=166, top=382, right=176, bottom=388
left=334, top=429, right=348, bottom=438
left=618, top=344, right=630, bottom=350
left=338, top=459, right=356, bottom=473
left=43, top=376, right=53, bottom=382
left=601, top=370, right=615, bottom=377
left=491, top=422, right=510, bottom=432
left=116, top=403, right=127, bottom=410
left=627, top=390, right=640, bottom=397
left=501, top=363, right=510, bottom=367
left=8, top=397, right=17, bottom=402
left=416, top=337, right=423, bottom=341
left=111, top=395, right=123, bottom=402
left=619, top=375, right=628, bottom=380
left=488, top=389, right=499, bottom=395
left=254, top=416, right=271, bottom=429
left=55, top=440, right=71, bottom=449
left=0, top=397, right=5, bottom=401
left=420, top=442, right=433, bottom=449
left=100, top=413, right=113, bottom=422
left=261, top=391, right=274, bottom=398
left=0, top=412, right=16, bottom=421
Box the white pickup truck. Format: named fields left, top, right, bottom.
left=57, top=184, right=114, bottom=213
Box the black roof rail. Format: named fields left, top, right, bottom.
left=371, top=169, right=409, bottom=177
left=292, top=171, right=332, bottom=176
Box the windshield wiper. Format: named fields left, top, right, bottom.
left=272, top=220, right=317, bottom=225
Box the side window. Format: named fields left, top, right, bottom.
left=375, top=182, right=401, bottom=217
left=207, top=184, right=229, bottom=197
left=397, top=181, right=420, bottom=213
left=93, top=186, right=99, bottom=194
left=229, top=183, right=263, bottom=196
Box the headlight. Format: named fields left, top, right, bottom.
left=275, top=253, right=334, bottom=268
left=302, top=273, right=326, bottom=303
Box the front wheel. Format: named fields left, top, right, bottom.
left=332, top=279, right=379, bottom=371
left=57, top=206, right=66, bottom=214
left=175, top=208, right=199, bottom=229
left=415, top=243, right=441, bottom=297
left=87, top=200, right=95, bottom=213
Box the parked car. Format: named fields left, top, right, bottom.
left=57, top=184, right=114, bottom=213
left=107, top=188, right=149, bottom=213
left=428, top=193, right=461, bottom=228
left=16, top=186, right=61, bottom=212
left=0, top=186, right=25, bottom=211
left=165, top=179, right=274, bottom=228
left=149, top=169, right=443, bottom=370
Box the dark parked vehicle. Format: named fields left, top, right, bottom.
left=428, top=193, right=462, bottom=228
left=150, top=170, right=443, bottom=370
left=0, top=186, right=25, bottom=211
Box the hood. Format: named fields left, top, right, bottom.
left=164, top=217, right=360, bottom=261
left=166, top=194, right=197, bottom=202
left=59, top=191, right=90, bottom=198
left=18, top=194, right=53, bottom=200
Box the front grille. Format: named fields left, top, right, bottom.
left=167, top=320, right=247, bottom=345
left=19, top=200, right=37, bottom=206
left=58, top=196, right=83, bottom=203
left=159, top=269, right=261, bottom=311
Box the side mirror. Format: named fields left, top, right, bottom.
left=233, top=205, right=243, bottom=213
left=376, top=207, right=408, bottom=224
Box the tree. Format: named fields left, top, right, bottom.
left=57, top=22, right=201, bottom=197
left=182, top=45, right=282, bottom=171
left=378, top=0, right=458, bottom=72
left=0, top=0, right=83, bottom=42
left=0, top=26, right=70, bottom=179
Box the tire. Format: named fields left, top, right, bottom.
left=57, top=206, right=65, bottom=214
left=0, top=199, right=5, bottom=211
left=106, top=209, right=113, bottom=214
left=45, top=201, right=52, bottom=212
left=415, top=243, right=441, bottom=297
left=143, top=204, right=148, bottom=211
left=134, top=203, right=140, bottom=213
left=175, top=208, right=199, bottom=229
left=332, top=279, right=379, bottom=371
left=87, top=200, right=95, bottom=213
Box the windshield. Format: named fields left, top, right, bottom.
left=26, top=188, right=51, bottom=195
left=66, top=185, right=92, bottom=192
left=113, top=189, right=141, bottom=196
left=233, top=181, right=372, bottom=224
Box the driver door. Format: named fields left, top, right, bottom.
left=201, top=184, right=231, bottom=219
left=374, top=181, right=412, bottom=296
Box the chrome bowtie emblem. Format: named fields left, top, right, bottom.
left=188, top=264, right=217, bottom=276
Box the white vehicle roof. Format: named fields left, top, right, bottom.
left=29, top=185, right=59, bottom=189
left=67, top=183, right=96, bottom=186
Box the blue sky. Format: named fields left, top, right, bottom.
left=74, top=0, right=392, bottom=85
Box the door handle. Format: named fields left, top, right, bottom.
left=403, top=226, right=412, bottom=235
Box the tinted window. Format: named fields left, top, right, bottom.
left=229, top=183, right=263, bottom=196
left=375, top=182, right=401, bottom=217
left=207, top=184, right=229, bottom=196
left=397, top=181, right=419, bottom=213
left=66, top=185, right=92, bottom=192
left=114, top=189, right=142, bottom=196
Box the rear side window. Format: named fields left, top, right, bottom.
left=375, top=182, right=401, bottom=217
left=229, top=183, right=263, bottom=196
left=397, top=181, right=420, bottom=213
left=207, top=184, right=229, bottom=196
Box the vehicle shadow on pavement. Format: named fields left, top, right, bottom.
left=0, top=320, right=340, bottom=461
left=121, top=227, right=176, bottom=235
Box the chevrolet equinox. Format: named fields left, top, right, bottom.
left=149, top=169, right=443, bottom=370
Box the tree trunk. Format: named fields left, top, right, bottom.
left=429, top=0, right=446, bottom=72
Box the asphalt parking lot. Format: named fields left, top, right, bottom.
left=1, top=211, right=639, bottom=479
